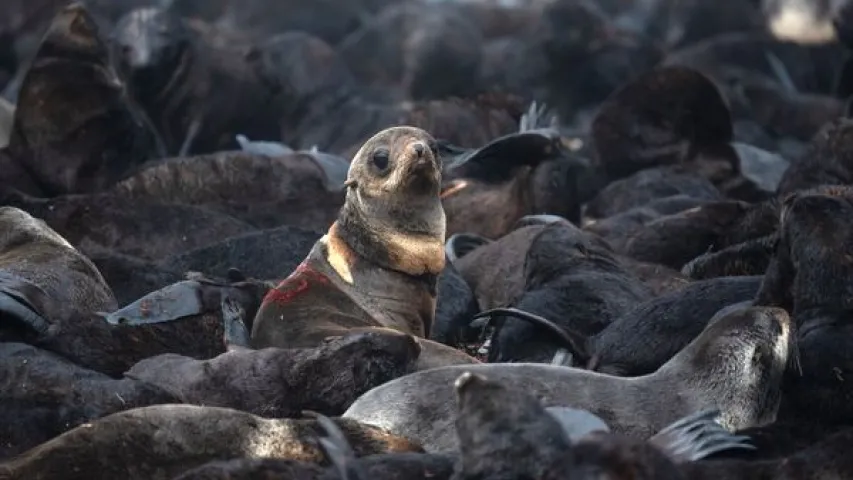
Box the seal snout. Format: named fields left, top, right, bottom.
left=412, top=142, right=426, bottom=158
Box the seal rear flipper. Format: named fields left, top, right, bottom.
left=220, top=295, right=250, bottom=350
left=513, top=214, right=572, bottom=229
left=649, top=409, right=755, bottom=462
left=303, top=411, right=365, bottom=480
left=472, top=307, right=590, bottom=365
left=445, top=233, right=492, bottom=263
left=0, top=287, right=51, bottom=335
left=99, top=280, right=205, bottom=326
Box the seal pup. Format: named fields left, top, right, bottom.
left=756, top=185, right=853, bottom=424
left=250, top=126, right=478, bottom=370
left=0, top=342, right=177, bottom=460
left=0, top=404, right=422, bottom=480
left=125, top=308, right=421, bottom=417
left=489, top=221, right=651, bottom=362
left=344, top=306, right=792, bottom=453
left=0, top=206, right=116, bottom=337
left=5, top=3, right=163, bottom=195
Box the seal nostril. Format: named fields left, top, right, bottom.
left=413, top=143, right=425, bottom=158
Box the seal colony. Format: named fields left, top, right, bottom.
left=4, top=1, right=853, bottom=479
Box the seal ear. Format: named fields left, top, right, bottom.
left=302, top=411, right=365, bottom=480
left=471, top=307, right=590, bottom=365
left=648, top=409, right=755, bottom=462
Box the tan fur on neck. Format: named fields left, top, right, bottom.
left=324, top=223, right=356, bottom=284
left=382, top=229, right=446, bottom=276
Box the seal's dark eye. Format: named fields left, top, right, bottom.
left=372, top=149, right=390, bottom=170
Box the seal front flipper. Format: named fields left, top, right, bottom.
left=649, top=409, right=755, bottom=462
left=301, top=150, right=350, bottom=192
left=303, top=411, right=365, bottom=480
left=445, top=233, right=492, bottom=263
left=472, top=307, right=589, bottom=365
left=545, top=406, right=610, bottom=442
left=220, top=295, right=250, bottom=350
left=235, top=134, right=294, bottom=157
left=99, top=280, right=205, bottom=326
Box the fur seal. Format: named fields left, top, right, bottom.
left=112, top=7, right=281, bottom=156
left=0, top=405, right=422, bottom=480
left=776, top=117, right=853, bottom=194
left=250, top=126, right=477, bottom=370
left=455, top=372, right=754, bottom=480
left=108, top=150, right=345, bottom=231
left=440, top=102, right=595, bottom=239
left=590, top=66, right=734, bottom=183
left=489, top=221, right=651, bottom=362
left=125, top=323, right=421, bottom=417
left=756, top=185, right=853, bottom=424
left=0, top=342, right=177, bottom=459
left=344, top=305, right=793, bottom=452
left=5, top=3, right=163, bottom=196
left=16, top=272, right=268, bottom=377
left=584, top=167, right=723, bottom=220
left=0, top=206, right=116, bottom=336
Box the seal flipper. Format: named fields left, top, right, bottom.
left=545, top=406, right=610, bottom=442
left=99, top=280, right=205, bottom=326
left=235, top=134, right=294, bottom=157
left=472, top=307, right=590, bottom=364
left=0, top=287, right=51, bottom=334
left=649, top=409, right=755, bottom=462
left=303, top=411, right=365, bottom=480
left=220, top=295, right=250, bottom=350
left=445, top=233, right=492, bottom=263
left=302, top=150, right=350, bottom=192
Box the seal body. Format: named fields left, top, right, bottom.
left=344, top=306, right=792, bottom=452
left=250, top=126, right=477, bottom=369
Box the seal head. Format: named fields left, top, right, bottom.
left=337, top=126, right=446, bottom=277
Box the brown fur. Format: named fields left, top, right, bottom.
left=0, top=405, right=422, bottom=480
left=442, top=168, right=533, bottom=239
left=250, top=126, right=477, bottom=370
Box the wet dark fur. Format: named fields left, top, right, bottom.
left=173, top=453, right=455, bottom=480
left=1, top=190, right=254, bottom=261
left=0, top=405, right=423, bottom=480
left=491, top=222, right=651, bottom=362
left=454, top=225, right=545, bottom=310
left=125, top=331, right=420, bottom=417
left=337, top=3, right=484, bottom=101
left=109, top=151, right=345, bottom=230
left=453, top=372, right=574, bottom=479
left=755, top=185, right=853, bottom=424
left=623, top=200, right=754, bottom=269
left=587, top=276, right=763, bottom=376
left=682, top=234, right=777, bottom=280
left=585, top=167, right=723, bottom=219
left=432, top=259, right=479, bottom=347
left=5, top=3, right=163, bottom=196
left=777, top=117, right=853, bottom=194
left=163, top=225, right=322, bottom=280
left=0, top=342, right=177, bottom=460
left=591, top=67, right=734, bottom=182
left=0, top=206, right=117, bottom=325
